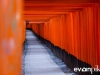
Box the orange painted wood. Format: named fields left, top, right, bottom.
left=0, top=0, right=23, bottom=75
left=98, top=1, right=100, bottom=67
left=59, top=15, right=66, bottom=49
left=26, top=23, right=32, bottom=29
left=23, top=21, right=26, bottom=42
left=72, top=11, right=80, bottom=59
left=92, top=4, right=99, bottom=67
left=30, top=3, right=99, bottom=68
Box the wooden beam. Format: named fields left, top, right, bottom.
left=24, top=0, right=99, bottom=3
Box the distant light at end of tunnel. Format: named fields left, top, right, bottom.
left=29, top=22, right=45, bottom=23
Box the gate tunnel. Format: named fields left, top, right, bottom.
left=0, top=0, right=100, bottom=75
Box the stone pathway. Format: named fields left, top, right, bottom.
left=22, top=30, right=77, bottom=75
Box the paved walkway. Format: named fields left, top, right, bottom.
left=23, top=30, right=76, bottom=75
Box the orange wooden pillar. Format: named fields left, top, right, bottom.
left=44, top=21, right=50, bottom=41
left=92, top=4, right=99, bottom=67
left=0, top=0, right=23, bottom=75
left=23, top=21, right=26, bottom=42
left=99, top=1, right=100, bottom=67
left=72, top=11, right=80, bottom=60
left=26, top=23, right=32, bottom=29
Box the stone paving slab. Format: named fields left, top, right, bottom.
left=23, top=30, right=76, bottom=75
